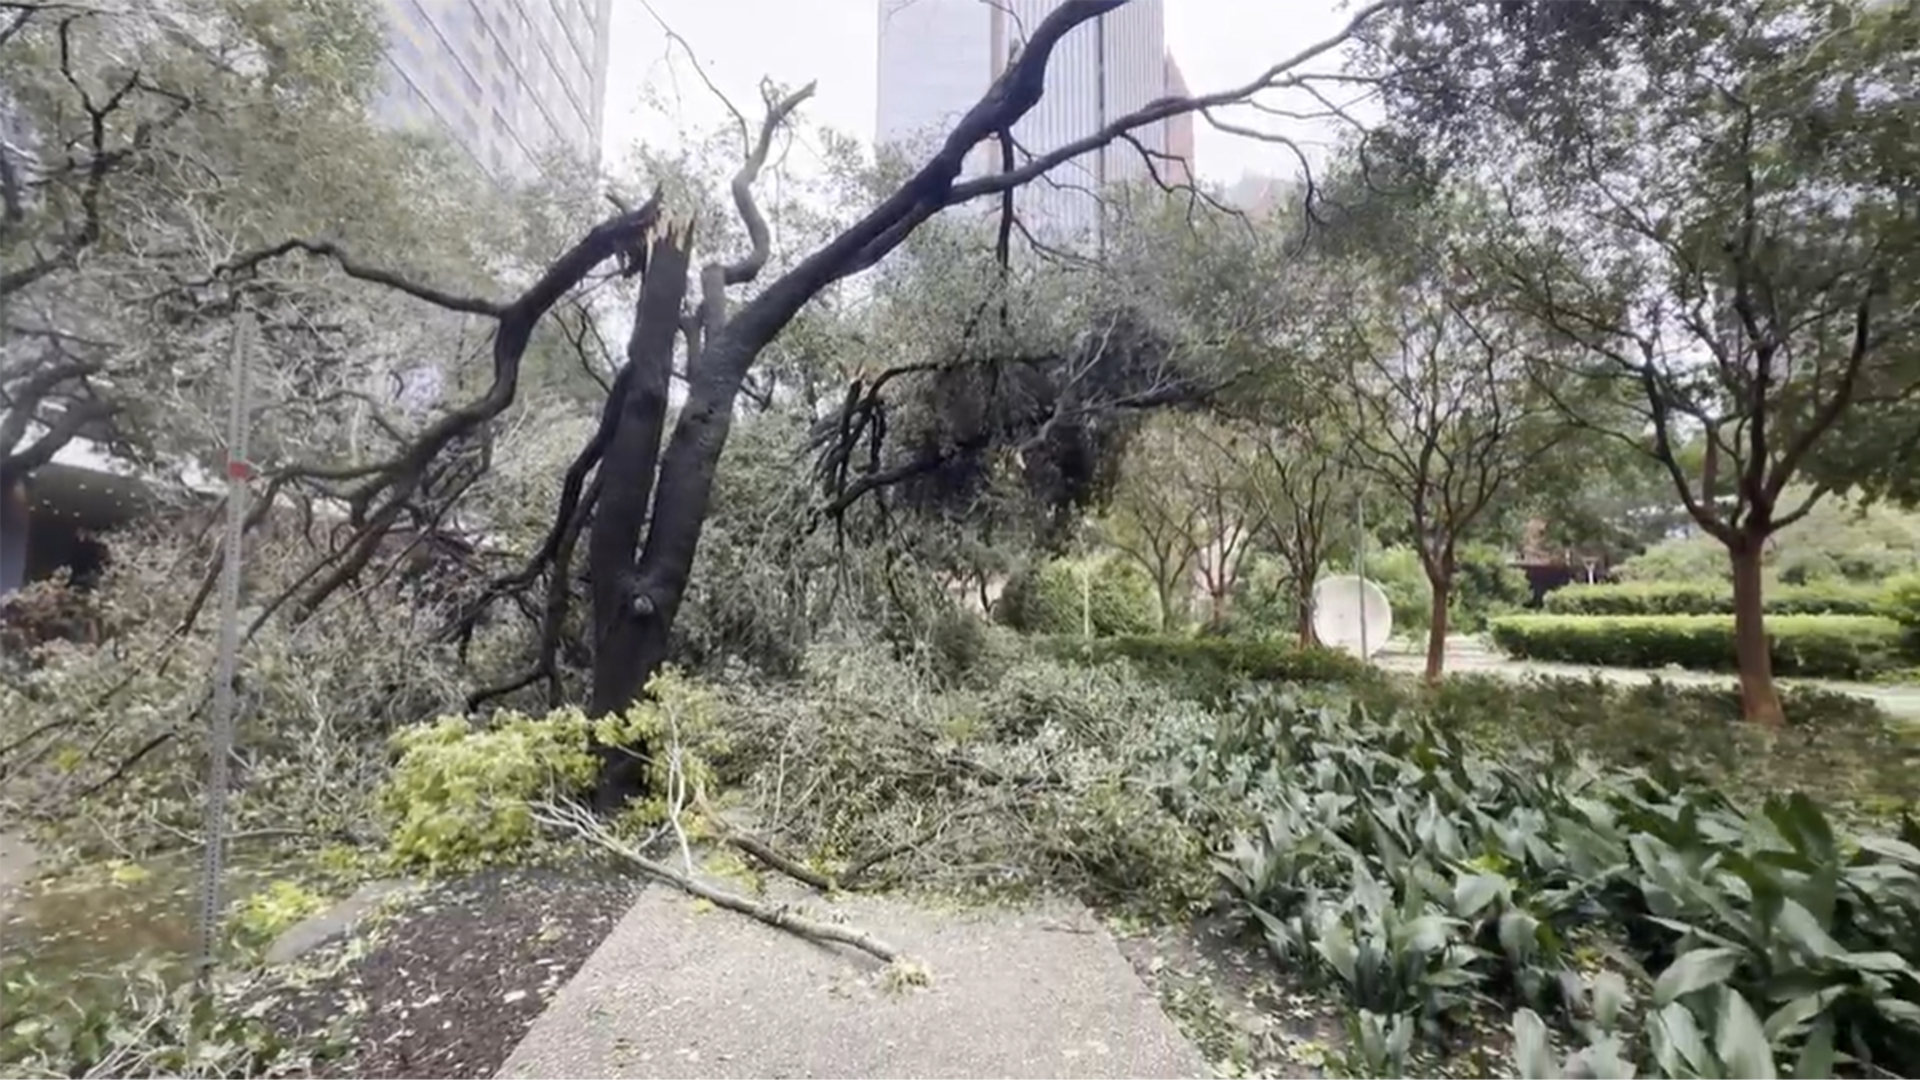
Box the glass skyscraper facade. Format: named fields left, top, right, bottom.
left=876, top=0, right=1190, bottom=243
left=372, top=0, right=612, bottom=181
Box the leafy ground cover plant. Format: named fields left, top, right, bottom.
left=1196, top=690, right=1920, bottom=1077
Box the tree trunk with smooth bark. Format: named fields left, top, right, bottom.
left=1424, top=570, right=1451, bottom=685
left=1729, top=534, right=1785, bottom=727
left=1294, top=573, right=1316, bottom=648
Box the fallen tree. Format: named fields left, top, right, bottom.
left=211, top=0, right=1413, bottom=807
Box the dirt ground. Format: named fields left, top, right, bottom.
left=268, top=855, right=645, bottom=1079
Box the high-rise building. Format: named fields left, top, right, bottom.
left=372, top=0, right=612, bottom=182
left=876, top=0, right=1194, bottom=244
left=1163, top=55, right=1194, bottom=188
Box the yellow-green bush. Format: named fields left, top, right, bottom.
left=380, top=670, right=724, bottom=872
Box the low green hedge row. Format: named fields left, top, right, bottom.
left=1487, top=613, right=1909, bottom=680
left=1035, top=634, right=1378, bottom=702
left=1542, top=579, right=1887, bottom=617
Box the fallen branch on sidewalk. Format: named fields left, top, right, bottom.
left=530, top=799, right=903, bottom=964
left=691, top=787, right=838, bottom=893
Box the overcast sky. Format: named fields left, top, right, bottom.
left=600, top=0, right=1371, bottom=188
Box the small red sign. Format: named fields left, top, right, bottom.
left=226, top=459, right=255, bottom=482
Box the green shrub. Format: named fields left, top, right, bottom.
left=1884, top=572, right=1920, bottom=628
left=1034, top=633, right=1381, bottom=704
left=994, top=556, right=1157, bottom=637
left=381, top=670, right=723, bottom=871
left=1487, top=613, right=1908, bottom=680
left=1222, top=553, right=1299, bottom=637
left=1451, top=543, right=1532, bottom=632
left=1614, top=535, right=1736, bottom=583
left=1544, top=580, right=1886, bottom=617
left=1363, top=546, right=1432, bottom=634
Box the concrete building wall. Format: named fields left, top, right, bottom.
left=371, top=0, right=611, bottom=182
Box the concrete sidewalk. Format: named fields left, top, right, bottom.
left=497, top=881, right=1206, bottom=1080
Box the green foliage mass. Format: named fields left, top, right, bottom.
left=1488, top=614, right=1909, bottom=681
left=0, top=960, right=307, bottom=1079
left=1362, top=544, right=1528, bottom=635
left=1618, top=501, right=1920, bottom=586
left=993, top=557, right=1158, bottom=637
left=1545, top=580, right=1888, bottom=618
left=380, top=670, right=723, bottom=873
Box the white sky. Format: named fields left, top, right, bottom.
left=599, top=0, right=1369, bottom=188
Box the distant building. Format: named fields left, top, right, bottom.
left=1163, top=55, right=1195, bottom=188
left=371, top=0, right=612, bottom=182
left=876, top=0, right=1194, bottom=244
left=1224, top=173, right=1291, bottom=220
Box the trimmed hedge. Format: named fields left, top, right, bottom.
left=1487, top=613, right=1908, bottom=680
left=1035, top=634, right=1379, bottom=702
left=1885, top=572, right=1920, bottom=628
left=1542, top=580, right=1886, bottom=617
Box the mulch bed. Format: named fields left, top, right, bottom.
left=271, top=854, right=645, bottom=1079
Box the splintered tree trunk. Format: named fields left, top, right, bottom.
left=1729, top=535, right=1786, bottom=727
left=587, top=229, right=693, bottom=809
left=1424, top=573, right=1451, bottom=685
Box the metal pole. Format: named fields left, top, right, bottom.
left=1356, top=493, right=1368, bottom=660
left=195, top=312, right=254, bottom=994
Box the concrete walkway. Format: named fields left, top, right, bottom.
left=498, top=882, right=1206, bottom=1080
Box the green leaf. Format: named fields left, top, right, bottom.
left=1854, top=835, right=1920, bottom=869
left=1762, top=986, right=1846, bottom=1043
left=1400, top=913, right=1457, bottom=955
left=1876, top=996, right=1920, bottom=1029
left=1791, top=1019, right=1835, bottom=1080
left=1592, top=970, right=1631, bottom=1032
left=1650, top=1002, right=1716, bottom=1078
left=1654, top=947, right=1744, bottom=1006
left=1714, top=988, right=1777, bottom=1080
left=1499, top=908, right=1540, bottom=961
left=1767, top=794, right=1837, bottom=866
left=1773, top=899, right=1843, bottom=961
left=1841, top=951, right=1916, bottom=975
left=1512, top=1007, right=1560, bottom=1080
left=1453, top=871, right=1507, bottom=917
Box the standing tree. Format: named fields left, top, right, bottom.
left=1317, top=200, right=1563, bottom=682
left=1102, top=417, right=1217, bottom=630
left=1370, top=0, right=1920, bottom=722
left=1232, top=416, right=1353, bottom=647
